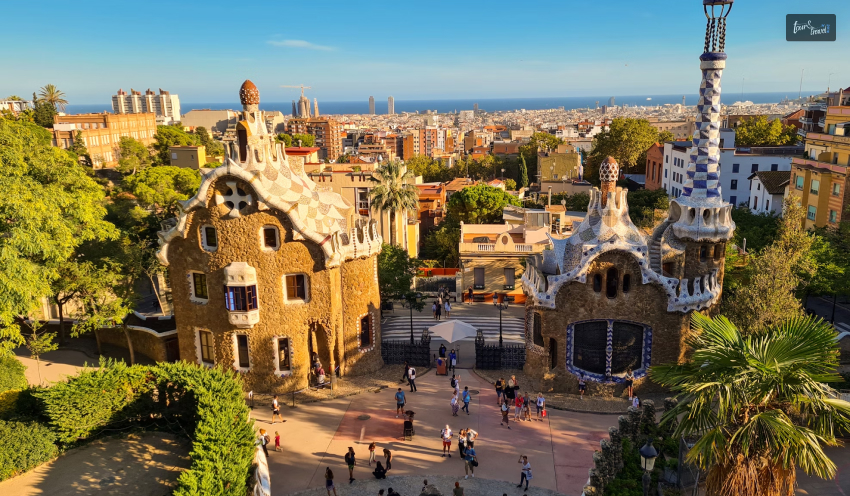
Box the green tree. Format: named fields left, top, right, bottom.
left=518, top=154, right=529, bottom=188
left=4, top=95, right=24, bottom=101
left=68, top=130, right=92, bottom=167
left=420, top=220, right=461, bottom=268
left=0, top=119, right=116, bottom=353
left=31, top=101, right=57, bottom=128
left=625, top=188, right=669, bottom=228
left=369, top=161, right=419, bottom=246
left=377, top=243, right=420, bottom=302
left=291, top=133, right=315, bottom=147
left=504, top=178, right=517, bottom=191
left=151, top=125, right=199, bottom=165
left=519, top=132, right=564, bottom=181
left=24, top=321, right=57, bottom=386
left=116, top=136, right=153, bottom=175
left=123, top=165, right=201, bottom=216
left=657, top=130, right=675, bottom=143
left=587, top=118, right=668, bottom=184
left=730, top=206, right=781, bottom=253
left=276, top=133, right=293, bottom=147
left=445, top=183, right=521, bottom=224
left=38, top=84, right=68, bottom=112
left=722, top=198, right=814, bottom=335
left=552, top=192, right=591, bottom=212
left=652, top=313, right=850, bottom=496
left=735, top=116, right=800, bottom=147
left=193, top=126, right=224, bottom=158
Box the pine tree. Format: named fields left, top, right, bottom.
left=519, top=154, right=529, bottom=188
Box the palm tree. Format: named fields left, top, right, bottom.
left=369, top=160, right=419, bottom=246
left=651, top=313, right=850, bottom=496
left=39, top=84, right=68, bottom=112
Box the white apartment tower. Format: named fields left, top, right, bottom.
left=112, top=88, right=181, bottom=124
left=388, top=96, right=394, bottom=115
left=369, top=96, right=375, bottom=115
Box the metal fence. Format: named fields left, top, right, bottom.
left=474, top=343, right=527, bottom=369
left=677, top=436, right=703, bottom=495
left=381, top=340, right=431, bottom=367
left=415, top=276, right=457, bottom=293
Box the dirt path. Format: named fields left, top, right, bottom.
left=0, top=432, right=190, bottom=496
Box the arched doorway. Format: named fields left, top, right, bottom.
left=309, top=323, right=333, bottom=378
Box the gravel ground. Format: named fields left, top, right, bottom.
left=473, top=369, right=670, bottom=415
left=285, top=474, right=569, bottom=496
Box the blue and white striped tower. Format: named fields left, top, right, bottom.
left=670, top=0, right=735, bottom=242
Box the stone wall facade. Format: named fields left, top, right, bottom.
left=165, top=176, right=381, bottom=393
left=96, top=327, right=168, bottom=363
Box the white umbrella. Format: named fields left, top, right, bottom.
left=428, top=320, right=478, bottom=343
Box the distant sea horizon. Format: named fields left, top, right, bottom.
left=65, top=91, right=816, bottom=116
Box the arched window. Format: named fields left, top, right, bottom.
left=606, top=268, right=619, bottom=298
left=699, top=245, right=708, bottom=262
left=533, top=313, right=544, bottom=347
left=593, top=274, right=602, bottom=293
left=622, top=273, right=631, bottom=293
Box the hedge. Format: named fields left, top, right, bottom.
left=0, top=420, right=57, bottom=481
left=0, top=355, right=27, bottom=393
left=33, top=359, right=255, bottom=495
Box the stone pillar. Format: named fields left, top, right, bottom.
left=598, top=156, right=619, bottom=207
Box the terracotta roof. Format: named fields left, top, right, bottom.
left=285, top=147, right=321, bottom=155
left=749, top=170, right=792, bottom=195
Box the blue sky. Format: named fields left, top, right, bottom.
left=2, top=0, right=848, bottom=104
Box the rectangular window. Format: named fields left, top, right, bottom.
left=203, top=226, right=217, bottom=248
left=665, top=155, right=668, bottom=163
left=753, top=197, right=758, bottom=209
left=796, top=175, right=804, bottom=189
left=192, top=273, right=208, bottom=300
left=751, top=164, right=758, bottom=173
left=236, top=334, right=250, bottom=368
left=664, top=169, right=667, bottom=178
left=224, top=285, right=258, bottom=311
left=277, top=337, right=291, bottom=371
left=474, top=267, right=485, bottom=289
left=285, top=275, right=307, bottom=301
left=504, top=268, right=516, bottom=289
left=730, top=180, right=738, bottom=190
left=807, top=205, right=817, bottom=220
left=833, top=183, right=841, bottom=196
left=830, top=210, right=838, bottom=223
left=732, top=163, right=740, bottom=173
left=771, top=164, right=778, bottom=171
left=263, top=227, right=279, bottom=249
left=730, top=195, right=737, bottom=206
left=811, top=179, right=820, bottom=195
left=360, top=316, right=372, bottom=348
left=199, top=330, right=214, bottom=364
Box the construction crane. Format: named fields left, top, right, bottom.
left=280, top=84, right=311, bottom=97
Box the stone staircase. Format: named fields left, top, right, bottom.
left=647, top=238, right=662, bottom=273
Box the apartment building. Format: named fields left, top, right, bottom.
left=787, top=102, right=850, bottom=228
left=647, top=117, right=695, bottom=140
left=644, top=143, right=664, bottom=190
left=112, top=88, right=180, bottom=124
left=538, top=149, right=581, bottom=181
left=52, top=112, right=157, bottom=168
left=287, top=117, right=344, bottom=161
left=662, top=129, right=802, bottom=207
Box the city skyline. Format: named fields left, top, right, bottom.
left=2, top=0, right=847, bottom=105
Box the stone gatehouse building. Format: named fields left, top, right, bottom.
left=157, top=80, right=383, bottom=392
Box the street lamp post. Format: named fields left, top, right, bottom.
left=638, top=440, right=658, bottom=496
left=493, top=293, right=509, bottom=347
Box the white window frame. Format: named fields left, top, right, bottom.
left=260, top=225, right=281, bottom=251
left=273, top=336, right=293, bottom=377
left=283, top=273, right=310, bottom=304
left=232, top=333, right=252, bottom=372
left=187, top=271, right=209, bottom=304
left=201, top=225, right=218, bottom=252
left=195, top=328, right=215, bottom=367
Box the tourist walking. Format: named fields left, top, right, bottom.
left=517, top=455, right=532, bottom=490
left=271, top=395, right=284, bottom=423
left=372, top=461, right=387, bottom=479
left=395, top=388, right=406, bottom=417
left=454, top=374, right=461, bottom=394
left=439, top=343, right=447, bottom=358
left=432, top=301, right=438, bottom=319
left=458, top=428, right=467, bottom=457
left=345, top=447, right=356, bottom=483
left=451, top=391, right=459, bottom=416
left=441, top=424, right=453, bottom=457
left=368, top=442, right=377, bottom=465
left=522, top=392, right=531, bottom=421
left=450, top=349, right=457, bottom=372
left=408, top=366, right=417, bottom=392
left=444, top=300, right=451, bottom=318
left=578, top=373, right=586, bottom=400
left=461, top=386, right=471, bottom=415
left=500, top=398, right=511, bottom=428
left=325, top=467, right=337, bottom=496
left=274, top=431, right=281, bottom=451
left=625, top=369, right=635, bottom=400
left=436, top=301, right=442, bottom=321
left=258, top=428, right=270, bottom=458
left=383, top=448, right=393, bottom=471
left=514, top=393, right=524, bottom=421
left=465, top=428, right=478, bottom=449
left=467, top=286, right=473, bottom=305
left=535, top=393, right=545, bottom=421
left=463, top=445, right=477, bottom=479
left=495, top=377, right=504, bottom=405
left=632, top=395, right=640, bottom=409
left=505, top=377, right=516, bottom=403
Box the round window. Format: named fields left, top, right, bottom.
left=501, top=235, right=509, bottom=244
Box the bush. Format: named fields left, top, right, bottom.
left=0, top=390, right=21, bottom=419
left=0, top=420, right=57, bottom=481
left=0, top=355, right=27, bottom=393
